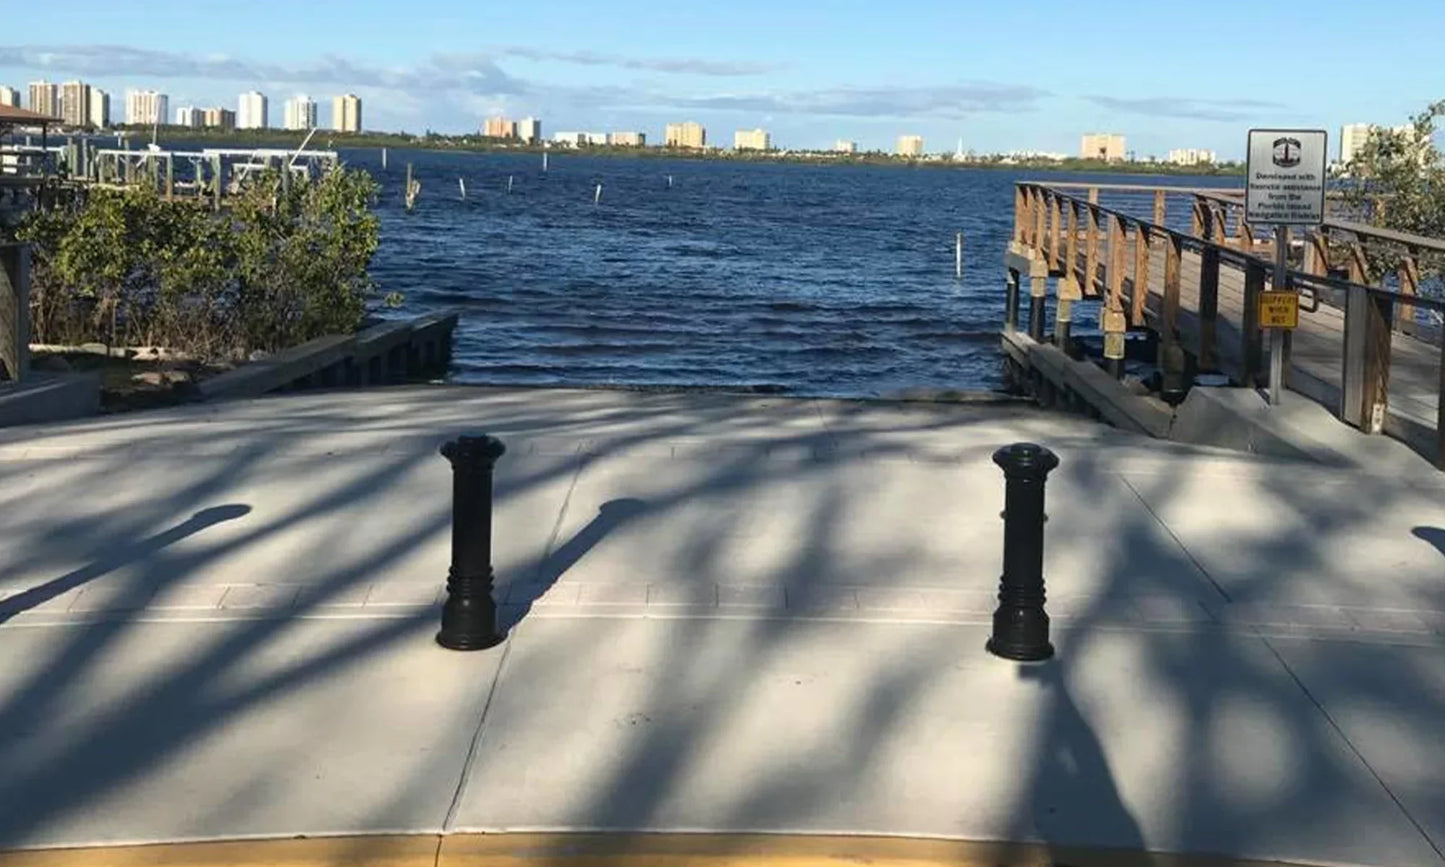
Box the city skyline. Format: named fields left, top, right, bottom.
left=2, top=0, right=1442, bottom=157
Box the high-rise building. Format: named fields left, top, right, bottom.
left=1339, top=123, right=1374, bottom=165
left=734, top=128, right=771, bottom=151
left=484, top=116, right=517, bottom=138
left=59, top=81, right=91, bottom=127
left=28, top=81, right=58, bottom=118
left=517, top=117, right=542, bottom=144
left=175, top=106, right=202, bottom=128
left=126, top=90, right=168, bottom=126
left=583, top=132, right=608, bottom=146
left=284, top=95, right=318, bottom=131
left=1081, top=133, right=1126, bottom=162
left=897, top=135, right=925, bottom=157
left=88, top=88, right=110, bottom=128
left=238, top=91, right=268, bottom=129
left=664, top=121, right=706, bottom=149
left=609, top=131, right=646, bottom=147
left=332, top=94, right=362, bottom=132
left=0, top=86, right=18, bottom=107
left=1167, top=148, right=1217, bottom=166
left=834, top=140, right=857, bottom=154
left=203, top=107, right=236, bottom=130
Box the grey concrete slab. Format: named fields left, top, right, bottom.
left=453, top=617, right=1443, bottom=867
left=0, top=616, right=497, bottom=848
left=1268, top=637, right=1445, bottom=858
left=0, top=447, right=579, bottom=609
left=1121, top=464, right=1445, bottom=609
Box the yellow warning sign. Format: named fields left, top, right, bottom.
left=1258, top=291, right=1299, bottom=329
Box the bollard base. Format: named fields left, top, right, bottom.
left=986, top=605, right=1054, bottom=662
left=436, top=568, right=507, bottom=652
left=986, top=636, right=1055, bottom=663
left=436, top=629, right=507, bottom=652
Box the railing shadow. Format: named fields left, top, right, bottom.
left=0, top=504, right=252, bottom=624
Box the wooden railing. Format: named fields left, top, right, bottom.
left=1009, top=182, right=1445, bottom=467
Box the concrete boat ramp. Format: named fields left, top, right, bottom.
left=1, top=386, right=1443, bottom=867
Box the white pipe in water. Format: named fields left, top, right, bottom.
left=594, top=183, right=602, bottom=204
left=955, top=231, right=964, bottom=279
left=508, top=175, right=514, bottom=193
left=459, top=177, right=466, bottom=199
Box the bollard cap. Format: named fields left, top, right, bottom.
left=992, top=442, right=1060, bottom=477
left=440, top=433, right=507, bottom=465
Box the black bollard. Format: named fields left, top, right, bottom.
left=437, top=433, right=508, bottom=651
left=987, top=443, right=1060, bottom=662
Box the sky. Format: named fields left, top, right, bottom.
left=2, top=0, right=1443, bottom=159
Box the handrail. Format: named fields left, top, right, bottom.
left=1010, top=179, right=1445, bottom=467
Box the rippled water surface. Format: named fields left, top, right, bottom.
left=353, top=150, right=1223, bottom=397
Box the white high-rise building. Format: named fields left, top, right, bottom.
left=734, top=128, right=772, bottom=151
left=834, top=140, right=857, bottom=154
left=125, top=90, right=168, bottom=126
left=517, top=117, right=542, bottom=144
left=1081, top=133, right=1127, bottom=162
left=1167, top=148, right=1217, bottom=166
left=284, top=95, right=317, bottom=131
left=28, top=81, right=58, bottom=117
left=0, top=86, right=18, bottom=107
left=238, top=91, right=268, bottom=129
left=175, top=106, right=202, bottom=128
left=332, top=94, right=362, bottom=132
left=59, top=81, right=91, bottom=127
left=88, top=88, right=110, bottom=128
left=897, top=135, right=925, bottom=157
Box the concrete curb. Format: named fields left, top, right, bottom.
left=0, top=833, right=1333, bottom=867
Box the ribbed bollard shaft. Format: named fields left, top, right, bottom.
left=437, top=433, right=507, bottom=651
left=987, top=442, right=1059, bottom=662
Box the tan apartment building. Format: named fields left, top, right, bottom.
left=609, top=131, right=646, bottom=146
left=734, top=128, right=771, bottom=151
left=203, top=107, right=237, bottom=130
left=0, top=87, right=18, bottom=107
left=60, top=81, right=91, bottom=127
left=333, top=94, right=362, bottom=132
left=897, top=135, right=924, bottom=157
left=28, top=81, right=58, bottom=118
left=484, top=116, right=517, bottom=138
left=1081, top=133, right=1126, bottom=162
left=665, top=122, right=707, bottom=148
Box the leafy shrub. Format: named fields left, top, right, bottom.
left=16, top=166, right=389, bottom=360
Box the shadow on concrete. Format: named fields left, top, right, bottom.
left=1413, top=526, right=1445, bottom=558
left=0, top=387, right=1442, bottom=863
left=0, top=504, right=252, bottom=624
left=500, top=497, right=649, bottom=630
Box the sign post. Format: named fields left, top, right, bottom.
left=1246, top=129, right=1327, bottom=406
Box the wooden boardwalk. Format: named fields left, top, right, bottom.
left=1006, top=182, right=1445, bottom=465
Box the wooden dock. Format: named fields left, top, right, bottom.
left=1001, top=182, right=1445, bottom=467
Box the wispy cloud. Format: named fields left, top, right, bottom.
left=656, top=83, right=1047, bottom=118
left=492, top=46, right=783, bottom=77
left=1086, top=95, right=1284, bottom=122
left=0, top=45, right=524, bottom=94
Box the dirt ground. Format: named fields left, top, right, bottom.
left=31, top=350, right=231, bottom=413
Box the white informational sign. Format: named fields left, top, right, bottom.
left=1246, top=129, right=1328, bottom=225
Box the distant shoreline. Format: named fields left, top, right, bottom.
left=111, top=125, right=1245, bottom=178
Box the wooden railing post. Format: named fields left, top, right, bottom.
left=1241, top=261, right=1266, bottom=387
left=1199, top=245, right=1220, bottom=369
left=1131, top=224, right=1150, bottom=326
left=1240, top=220, right=1255, bottom=255
left=1084, top=205, right=1100, bottom=295
left=1065, top=202, right=1079, bottom=283
left=1108, top=214, right=1126, bottom=315
left=1049, top=193, right=1062, bottom=273
left=1014, top=186, right=1026, bottom=243
left=1153, top=190, right=1167, bottom=227
left=1303, top=231, right=1327, bottom=276
left=1191, top=196, right=1206, bottom=238
left=1163, top=234, right=1182, bottom=338
left=1342, top=285, right=1394, bottom=433
left=1033, top=188, right=1047, bottom=253
left=1088, top=187, right=1099, bottom=206
left=1399, top=248, right=1420, bottom=334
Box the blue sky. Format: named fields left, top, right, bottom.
left=2, top=0, right=1442, bottom=157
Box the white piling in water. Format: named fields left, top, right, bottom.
left=382, top=148, right=388, bottom=170
left=667, top=175, right=673, bottom=188
left=459, top=177, right=467, bottom=199
left=542, top=151, right=549, bottom=172
left=955, top=231, right=964, bottom=279
left=594, top=183, right=602, bottom=205
left=508, top=175, right=514, bottom=194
